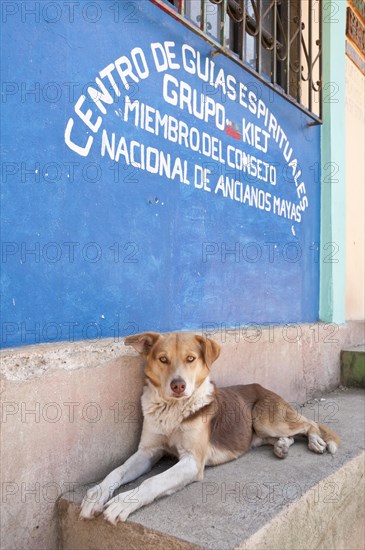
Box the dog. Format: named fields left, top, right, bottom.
left=80, top=331, right=340, bottom=524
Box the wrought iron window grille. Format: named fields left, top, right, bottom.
left=155, top=0, right=322, bottom=123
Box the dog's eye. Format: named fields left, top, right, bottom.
left=159, top=356, right=168, bottom=364
left=186, top=356, right=195, bottom=363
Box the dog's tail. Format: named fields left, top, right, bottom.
left=318, top=423, right=340, bottom=454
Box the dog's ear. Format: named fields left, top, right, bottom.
left=195, top=336, right=221, bottom=367
left=125, top=332, right=161, bottom=356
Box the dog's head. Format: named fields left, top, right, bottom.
left=125, top=332, right=220, bottom=400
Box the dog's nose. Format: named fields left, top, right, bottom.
left=170, top=377, right=186, bottom=396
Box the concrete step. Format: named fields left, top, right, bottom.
left=341, top=344, right=365, bottom=387
left=58, top=388, right=365, bottom=550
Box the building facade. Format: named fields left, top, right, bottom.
left=1, top=3, right=365, bottom=549
left=2, top=0, right=363, bottom=348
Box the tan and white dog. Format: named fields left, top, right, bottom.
left=80, top=331, right=340, bottom=525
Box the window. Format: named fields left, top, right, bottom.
left=161, top=0, right=322, bottom=121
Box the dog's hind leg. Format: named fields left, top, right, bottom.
left=307, top=422, right=340, bottom=454
left=252, top=394, right=339, bottom=457
left=251, top=434, right=294, bottom=458
left=317, top=422, right=340, bottom=454
left=272, top=436, right=295, bottom=458
left=272, top=418, right=339, bottom=455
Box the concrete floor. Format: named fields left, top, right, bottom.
left=59, top=388, right=365, bottom=550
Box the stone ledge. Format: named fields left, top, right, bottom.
left=2, top=321, right=364, bottom=386
left=0, top=338, right=138, bottom=382
left=58, top=388, right=365, bottom=550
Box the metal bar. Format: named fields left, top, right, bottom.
left=151, top=0, right=322, bottom=124
left=242, top=0, right=247, bottom=61
left=201, top=0, right=206, bottom=32
left=286, top=0, right=290, bottom=94
left=298, top=0, right=302, bottom=104
left=236, top=0, right=245, bottom=60
left=308, top=0, right=313, bottom=112
left=178, top=0, right=185, bottom=16
left=257, top=0, right=262, bottom=73
left=272, top=0, right=277, bottom=84
left=221, top=0, right=228, bottom=47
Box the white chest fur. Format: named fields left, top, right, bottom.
left=141, top=378, right=214, bottom=437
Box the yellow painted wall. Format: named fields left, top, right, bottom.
left=345, top=56, right=365, bottom=320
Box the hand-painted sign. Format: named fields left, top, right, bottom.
left=1, top=1, right=320, bottom=348
left=64, top=41, right=310, bottom=227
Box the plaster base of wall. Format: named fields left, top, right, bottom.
left=1, top=321, right=364, bottom=550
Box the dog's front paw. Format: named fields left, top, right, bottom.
left=103, top=490, right=139, bottom=525
left=80, top=485, right=109, bottom=519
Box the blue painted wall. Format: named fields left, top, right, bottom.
left=1, top=1, right=320, bottom=348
